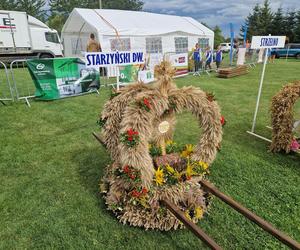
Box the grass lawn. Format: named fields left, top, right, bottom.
left=0, top=59, right=300, bottom=249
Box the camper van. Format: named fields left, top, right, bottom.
left=0, top=10, right=63, bottom=61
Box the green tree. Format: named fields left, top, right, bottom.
left=103, top=0, right=143, bottom=10
left=259, top=0, right=273, bottom=35
left=295, top=11, right=300, bottom=42
left=0, top=0, right=46, bottom=21
left=284, top=11, right=297, bottom=43
left=240, top=4, right=261, bottom=40
left=213, top=26, right=225, bottom=48
left=270, top=8, right=285, bottom=35
left=0, top=0, right=18, bottom=10
left=47, top=14, right=65, bottom=35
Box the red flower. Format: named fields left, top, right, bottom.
left=123, top=165, right=130, bottom=173
left=129, top=174, right=136, bottom=180
left=143, top=98, right=151, bottom=109
left=127, top=128, right=138, bottom=137
left=127, top=128, right=134, bottom=136
left=128, top=136, right=133, bottom=141
left=141, top=187, right=148, bottom=194
left=131, top=190, right=140, bottom=197
left=220, top=116, right=226, bottom=126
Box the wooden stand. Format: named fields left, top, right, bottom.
left=93, top=132, right=300, bottom=249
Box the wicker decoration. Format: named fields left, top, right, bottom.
left=270, top=81, right=300, bottom=153
left=99, top=61, right=223, bottom=230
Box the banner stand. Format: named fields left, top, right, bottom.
left=246, top=48, right=271, bottom=142
left=246, top=35, right=286, bottom=143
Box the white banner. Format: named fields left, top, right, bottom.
left=85, top=51, right=145, bottom=68
left=257, top=49, right=265, bottom=63
left=237, top=48, right=246, bottom=65
left=251, top=36, right=286, bottom=49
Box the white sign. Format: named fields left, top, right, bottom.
left=85, top=51, right=145, bottom=68
left=237, top=48, right=246, bottom=65
left=251, top=36, right=286, bottom=49
left=138, top=70, right=154, bottom=84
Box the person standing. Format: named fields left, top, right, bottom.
left=87, top=33, right=105, bottom=76
left=205, top=47, right=212, bottom=71
left=215, top=46, right=223, bottom=69
left=190, top=43, right=202, bottom=75
left=269, top=48, right=276, bottom=63
left=86, top=33, right=102, bottom=52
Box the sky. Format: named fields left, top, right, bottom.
left=143, top=0, right=299, bottom=37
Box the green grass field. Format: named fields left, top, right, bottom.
left=0, top=59, right=300, bottom=249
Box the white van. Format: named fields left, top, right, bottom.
left=0, top=10, right=63, bottom=61
left=219, top=43, right=231, bottom=53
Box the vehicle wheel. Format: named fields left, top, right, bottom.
left=39, top=53, right=53, bottom=59
left=296, top=54, right=300, bottom=60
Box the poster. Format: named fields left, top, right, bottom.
left=119, top=65, right=154, bottom=84
left=168, top=53, right=189, bottom=76
left=27, top=58, right=100, bottom=100
left=119, top=64, right=140, bottom=83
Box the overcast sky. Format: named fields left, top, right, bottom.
left=143, top=0, right=299, bottom=37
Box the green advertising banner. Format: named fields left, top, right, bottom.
left=119, top=64, right=139, bottom=83
left=27, top=58, right=100, bottom=100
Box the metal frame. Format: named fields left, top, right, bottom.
left=10, top=59, right=35, bottom=107
left=0, top=60, right=14, bottom=104
left=246, top=48, right=272, bottom=142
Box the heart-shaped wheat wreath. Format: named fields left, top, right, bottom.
left=98, top=61, right=223, bottom=230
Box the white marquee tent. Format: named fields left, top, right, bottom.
left=61, top=8, right=214, bottom=57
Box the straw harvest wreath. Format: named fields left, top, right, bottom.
left=98, top=61, right=223, bottom=230
left=270, top=81, right=300, bottom=153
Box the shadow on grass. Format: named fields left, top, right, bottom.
left=70, top=142, right=110, bottom=212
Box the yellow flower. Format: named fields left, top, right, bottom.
left=155, top=167, right=164, bottom=185
left=186, top=160, right=195, bottom=178
left=138, top=196, right=150, bottom=208
left=181, top=144, right=194, bottom=158
left=166, top=140, right=174, bottom=146
left=199, top=161, right=209, bottom=170
left=195, top=207, right=204, bottom=219
left=166, top=164, right=175, bottom=174
left=148, top=143, right=152, bottom=149
left=185, top=210, right=192, bottom=220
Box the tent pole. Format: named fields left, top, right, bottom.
left=99, top=0, right=102, bottom=9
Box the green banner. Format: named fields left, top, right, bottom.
left=119, top=64, right=139, bottom=83
left=27, top=58, right=100, bottom=100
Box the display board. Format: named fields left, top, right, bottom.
left=27, top=58, right=100, bottom=100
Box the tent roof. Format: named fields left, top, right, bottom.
left=63, top=8, right=213, bottom=37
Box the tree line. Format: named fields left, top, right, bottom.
left=240, top=0, right=300, bottom=43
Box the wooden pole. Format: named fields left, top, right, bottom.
left=200, top=180, right=300, bottom=250
left=92, top=132, right=106, bottom=148
left=161, top=199, right=222, bottom=250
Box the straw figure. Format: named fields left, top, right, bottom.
left=270, top=81, right=300, bottom=153
left=98, top=61, right=223, bottom=230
